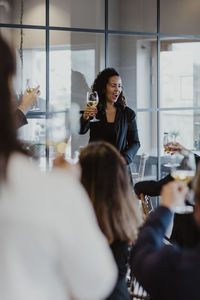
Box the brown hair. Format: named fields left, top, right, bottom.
left=79, top=141, right=140, bottom=243
left=193, top=164, right=200, bottom=205
left=0, top=35, right=24, bottom=181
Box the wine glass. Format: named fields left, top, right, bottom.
left=163, top=133, right=179, bottom=168
left=46, top=103, right=80, bottom=168
left=26, top=78, right=40, bottom=111
left=170, top=150, right=196, bottom=213
left=86, top=91, right=99, bottom=122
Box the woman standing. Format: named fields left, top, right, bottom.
left=79, top=141, right=141, bottom=300
left=80, top=68, right=140, bottom=167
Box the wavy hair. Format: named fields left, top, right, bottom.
left=79, top=141, right=140, bottom=243
left=92, top=68, right=126, bottom=115
left=0, top=35, right=24, bottom=181
left=193, top=164, right=200, bottom=206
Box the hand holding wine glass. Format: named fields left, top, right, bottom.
left=170, top=149, right=196, bottom=213
left=84, top=91, right=99, bottom=122
left=18, top=85, right=40, bottom=115
left=25, top=79, right=40, bottom=111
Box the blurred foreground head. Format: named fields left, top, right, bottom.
left=0, top=35, right=22, bottom=180
left=79, top=141, right=140, bottom=243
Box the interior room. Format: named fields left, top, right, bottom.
left=1, top=1, right=200, bottom=300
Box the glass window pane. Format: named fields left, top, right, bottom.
left=50, top=0, right=104, bottom=29
left=160, top=39, right=200, bottom=108
left=160, top=0, right=200, bottom=35
left=160, top=110, right=200, bottom=152
left=131, top=111, right=158, bottom=179
left=50, top=31, right=105, bottom=155
left=0, top=28, right=46, bottom=113
left=50, top=31, right=105, bottom=111
left=108, top=34, right=157, bottom=109
left=1, top=0, right=45, bottom=26
left=160, top=109, right=200, bottom=179
left=109, top=0, right=157, bottom=32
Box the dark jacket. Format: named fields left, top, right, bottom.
left=80, top=106, right=140, bottom=165
left=131, top=206, right=200, bottom=300
left=16, top=109, right=28, bottom=129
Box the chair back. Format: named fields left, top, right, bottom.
left=138, top=153, right=149, bottom=178
left=132, top=153, right=149, bottom=182
left=140, top=194, right=154, bottom=221
left=127, top=272, right=150, bottom=300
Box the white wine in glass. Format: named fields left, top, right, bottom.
left=26, top=78, right=40, bottom=111
left=87, top=91, right=99, bottom=122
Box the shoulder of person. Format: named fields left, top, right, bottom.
left=124, top=106, right=136, bottom=119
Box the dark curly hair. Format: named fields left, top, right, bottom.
left=92, top=68, right=126, bottom=115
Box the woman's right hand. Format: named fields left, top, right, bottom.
left=83, top=106, right=97, bottom=120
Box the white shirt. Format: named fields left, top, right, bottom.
left=0, top=153, right=117, bottom=300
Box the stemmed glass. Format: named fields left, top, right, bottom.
left=46, top=103, right=80, bottom=168
left=26, top=78, right=40, bottom=111
left=163, top=133, right=179, bottom=168
left=86, top=91, right=99, bottom=122
left=170, top=150, right=196, bottom=213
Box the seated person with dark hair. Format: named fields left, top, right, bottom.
left=131, top=176, right=200, bottom=300
left=134, top=144, right=200, bottom=248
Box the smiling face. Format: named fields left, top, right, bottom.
left=105, top=76, right=122, bottom=104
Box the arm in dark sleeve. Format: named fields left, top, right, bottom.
left=130, top=206, right=178, bottom=294
left=134, top=174, right=173, bottom=196
left=194, top=153, right=200, bottom=168
left=16, top=109, right=28, bottom=129
left=123, top=110, right=140, bottom=164
left=79, top=115, right=90, bottom=135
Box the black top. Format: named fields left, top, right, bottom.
left=170, top=212, right=200, bottom=248
left=80, top=106, right=140, bottom=165
left=106, top=240, right=131, bottom=300
left=102, top=122, right=115, bottom=145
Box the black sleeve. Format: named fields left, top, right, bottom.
left=79, top=115, right=90, bottom=134
left=134, top=174, right=173, bottom=196
left=16, top=109, right=28, bottom=129
left=122, top=109, right=140, bottom=164
left=194, top=153, right=200, bottom=168
left=130, top=206, right=178, bottom=294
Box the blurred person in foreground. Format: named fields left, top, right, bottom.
left=131, top=173, right=200, bottom=300
left=0, top=34, right=117, bottom=300
left=79, top=141, right=141, bottom=300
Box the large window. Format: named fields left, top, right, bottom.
left=1, top=0, right=200, bottom=179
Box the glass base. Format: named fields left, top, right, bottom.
left=163, top=163, right=180, bottom=168
left=174, top=205, right=194, bottom=214
left=90, top=117, right=100, bottom=122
